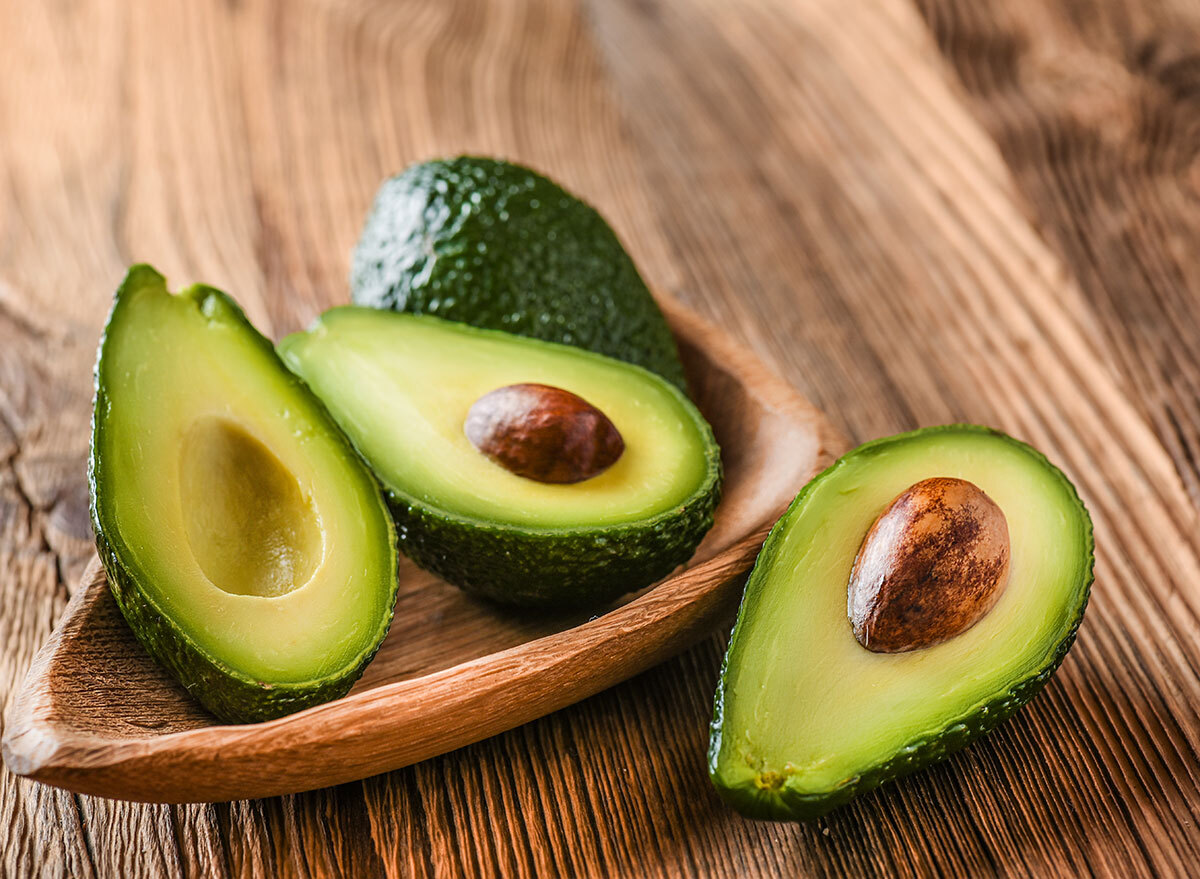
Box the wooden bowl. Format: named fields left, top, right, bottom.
left=1, top=297, right=843, bottom=803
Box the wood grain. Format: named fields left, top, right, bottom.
left=3, top=297, right=840, bottom=802
left=2, top=0, right=1199, bottom=875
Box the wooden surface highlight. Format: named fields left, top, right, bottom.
left=2, top=0, right=1200, bottom=875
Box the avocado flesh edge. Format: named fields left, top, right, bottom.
left=278, top=309, right=722, bottom=607
left=350, top=155, right=688, bottom=391
left=709, top=425, right=1094, bottom=819
left=91, top=265, right=399, bottom=723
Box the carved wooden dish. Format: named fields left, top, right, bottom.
left=2, top=297, right=843, bottom=803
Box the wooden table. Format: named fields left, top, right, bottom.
left=3, top=0, right=1199, bottom=875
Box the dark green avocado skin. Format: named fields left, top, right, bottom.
left=385, top=446, right=721, bottom=608
left=708, top=425, right=1095, bottom=820
left=350, top=156, right=688, bottom=391
left=90, top=265, right=399, bottom=724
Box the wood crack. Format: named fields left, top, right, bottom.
left=71, top=794, right=102, bottom=879
left=0, top=405, right=73, bottom=595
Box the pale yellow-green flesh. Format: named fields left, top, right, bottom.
left=179, top=418, right=322, bottom=599
left=278, top=308, right=710, bottom=528
left=98, top=288, right=393, bottom=682
left=716, top=430, right=1090, bottom=796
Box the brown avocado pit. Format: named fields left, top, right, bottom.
left=848, top=476, right=1010, bottom=653
left=464, top=383, right=625, bottom=484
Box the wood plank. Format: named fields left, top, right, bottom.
left=587, top=0, right=1200, bottom=873
left=916, top=0, right=1200, bottom=511
left=2, top=0, right=1199, bottom=874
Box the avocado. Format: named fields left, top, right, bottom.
left=277, top=307, right=721, bottom=607
left=91, top=266, right=399, bottom=723
left=709, top=425, right=1093, bottom=819
left=350, top=156, right=688, bottom=391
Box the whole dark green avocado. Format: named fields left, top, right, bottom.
left=350, top=156, right=688, bottom=391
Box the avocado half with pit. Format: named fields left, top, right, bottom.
left=91, top=266, right=399, bottom=723
left=278, top=308, right=722, bottom=608
left=709, top=425, right=1093, bottom=819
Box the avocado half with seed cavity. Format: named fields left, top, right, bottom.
left=91, top=266, right=399, bottom=723
left=709, top=425, right=1093, bottom=819
left=278, top=307, right=722, bottom=608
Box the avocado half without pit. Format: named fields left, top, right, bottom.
left=709, top=425, right=1093, bottom=820
left=91, top=266, right=399, bottom=723
left=277, top=307, right=722, bottom=608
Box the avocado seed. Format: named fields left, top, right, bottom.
left=465, top=383, right=624, bottom=484
left=848, top=477, right=1010, bottom=653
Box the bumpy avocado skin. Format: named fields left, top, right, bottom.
left=383, top=443, right=722, bottom=608
left=350, top=156, right=688, bottom=391
left=90, top=266, right=399, bottom=724
left=708, top=425, right=1094, bottom=820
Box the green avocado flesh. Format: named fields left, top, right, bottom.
left=278, top=308, right=722, bottom=607
left=91, top=266, right=399, bottom=723
left=709, top=426, right=1093, bottom=819
left=350, top=156, right=688, bottom=391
